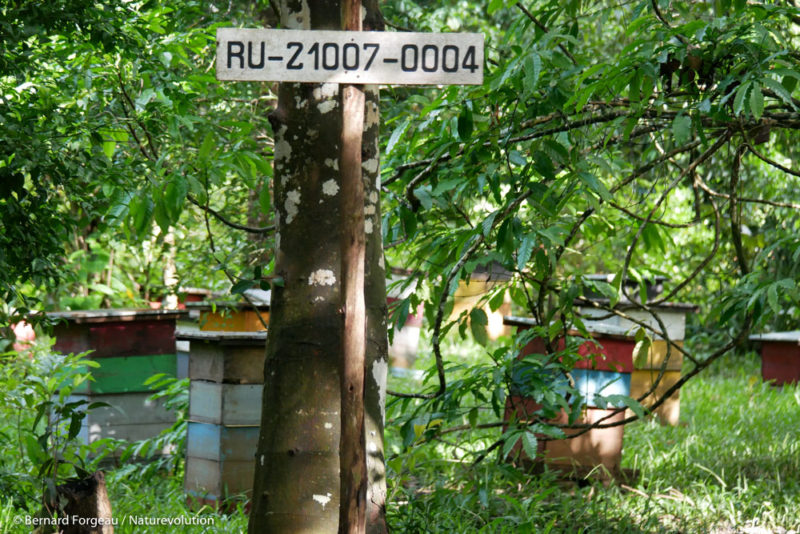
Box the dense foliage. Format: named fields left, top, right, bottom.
left=1, top=0, right=276, bottom=326
left=378, top=0, right=800, bottom=461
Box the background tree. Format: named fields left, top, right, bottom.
left=0, top=0, right=278, bottom=324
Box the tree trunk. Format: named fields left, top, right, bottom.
left=248, top=2, right=388, bottom=533
left=42, top=471, right=114, bottom=534
left=162, top=226, right=179, bottom=309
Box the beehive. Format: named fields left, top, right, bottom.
left=177, top=330, right=267, bottom=508
left=749, top=331, right=800, bottom=385
left=50, top=309, right=185, bottom=450
left=503, top=316, right=636, bottom=476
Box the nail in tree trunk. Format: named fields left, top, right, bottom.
left=248, top=1, right=388, bottom=532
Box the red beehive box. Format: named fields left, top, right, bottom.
left=749, top=331, right=800, bottom=385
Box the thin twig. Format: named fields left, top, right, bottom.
left=515, top=2, right=578, bottom=66
left=187, top=193, right=275, bottom=234
left=745, top=142, right=800, bottom=178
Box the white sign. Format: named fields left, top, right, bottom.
left=216, top=28, right=484, bottom=85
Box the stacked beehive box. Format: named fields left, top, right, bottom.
left=49, top=309, right=185, bottom=449
left=577, top=302, right=695, bottom=425
left=452, top=262, right=513, bottom=341
left=177, top=330, right=267, bottom=508
left=503, top=316, right=636, bottom=477
left=749, top=331, right=800, bottom=385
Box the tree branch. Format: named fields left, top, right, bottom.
left=187, top=193, right=275, bottom=234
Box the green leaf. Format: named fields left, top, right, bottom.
left=517, top=235, right=535, bottom=270
left=672, top=114, right=692, bottom=145
left=733, top=81, right=752, bottom=116
left=457, top=105, right=474, bottom=139
left=578, top=172, right=611, bottom=201
left=762, top=78, right=796, bottom=109
left=400, top=206, right=417, bottom=237
left=589, top=280, right=619, bottom=305
left=164, top=177, right=188, bottom=223
left=628, top=69, right=642, bottom=103
left=532, top=150, right=556, bottom=180
left=231, top=279, right=256, bottom=294
left=470, top=308, right=489, bottom=346
left=198, top=132, right=215, bottom=161
left=386, top=118, right=410, bottom=156
left=633, top=333, right=652, bottom=368
left=767, top=284, right=780, bottom=314
left=523, top=53, right=542, bottom=93
left=25, top=434, right=47, bottom=465
left=143, top=373, right=168, bottom=386
left=129, top=196, right=153, bottom=238
left=468, top=407, right=479, bottom=429
left=521, top=430, right=538, bottom=460
left=509, top=150, right=527, bottom=167
left=488, top=288, right=507, bottom=312
left=489, top=0, right=518, bottom=14
left=750, top=86, right=764, bottom=120
left=481, top=211, right=498, bottom=237
left=413, top=187, right=434, bottom=210
left=502, top=430, right=521, bottom=459
left=259, top=184, right=271, bottom=214
left=102, top=139, right=116, bottom=159
left=548, top=319, right=563, bottom=341
left=68, top=411, right=85, bottom=440
left=604, top=394, right=648, bottom=420
left=782, top=74, right=798, bottom=94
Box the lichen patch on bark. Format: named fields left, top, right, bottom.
left=312, top=493, right=332, bottom=509
left=313, top=83, right=338, bottom=100
left=362, top=158, right=378, bottom=174
left=318, top=100, right=337, bottom=114
left=285, top=189, right=301, bottom=224
left=322, top=179, right=339, bottom=196
left=308, top=269, right=336, bottom=286
left=371, top=358, right=388, bottom=423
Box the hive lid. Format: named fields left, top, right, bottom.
left=175, top=328, right=268, bottom=344
left=503, top=316, right=635, bottom=339
left=748, top=331, right=800, bottom=343
left=575, top=299, right=698, bottom=312
left=47, top=308, right=187, bottom=324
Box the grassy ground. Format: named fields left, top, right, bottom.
left=386, top=350, right=800, bottom=533
left=1, top=351, right=798, bottom=533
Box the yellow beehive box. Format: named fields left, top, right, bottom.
left=634, top=340, right=684, bottom=371
left=627, top=369, right=681, bottom=426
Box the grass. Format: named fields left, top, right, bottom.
left=1, top=350, right=798, bottom=533
left=618, top=352, right=800, bottom=532
left=386, top=350, right=800, bottom=533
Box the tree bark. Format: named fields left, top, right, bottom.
left=339, top=1, right=367, bottom=532
left=43, top=471, right=113, bottom=534
left=248, top=1, right=388, bottom=532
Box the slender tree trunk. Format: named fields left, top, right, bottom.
left=248, top=2, right=388, bottom=532
left=339, top=1, right=367, bottom=532
left=162, top=227, right=179, bottom=309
